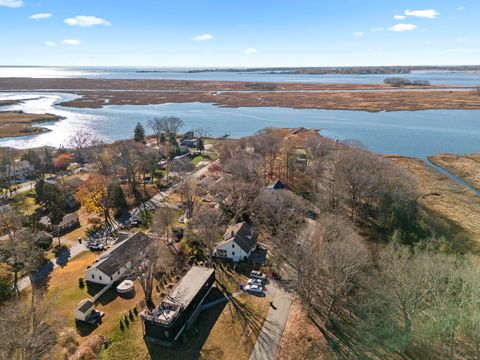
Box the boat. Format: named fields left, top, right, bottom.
left=116, top=279, right=135, bottom=294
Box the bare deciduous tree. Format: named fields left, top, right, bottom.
left=251, top=128, right=283, bottom=177
left=0, top=296, right=59, bottom=360
left=68, top=132, right=99, bottom=165
left=188, top=206, right=224, bottom=265
left=128, top=238, right=175, bottom=308
left=294, top=216, right=369, bottom=324
left=148, top=116, right=184, bottom=145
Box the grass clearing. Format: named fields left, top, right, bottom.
left=387, top=155, right=480, bottom=252
left=44, top=250, right=146, bottom=345
left=200, top=294, right=269, bottom=360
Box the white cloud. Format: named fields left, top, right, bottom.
left=0, top=0, right=23, bottom=8
left=404, top=9, right=439, bottom=19
left=394, top=14, right=406, bottom=20
left=353, top=32, right=364, bottom=37
left=389, top=23, right=418, bottom=32
left=243, top=48, right=258, bottom=54
left=457, top=6, right=466, bottom=11
left=44, top=41, right=55, bottom=47
left=30, top=13, right=52, bottom=20
left=371, top=27, right=384, bottom=32
left=65, top=15, right=111, bottom=27
left=192, top=33, right=213, bottom=41
left=62, top=39, right=82, bottom=46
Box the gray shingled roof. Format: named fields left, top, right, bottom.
left=220, top=222, right=256, bottom=253
left=93, top=232, right=151, bottom=276
left=77, top=299, right=94, bottom=313
left=169, top=266, right=215, bottom=307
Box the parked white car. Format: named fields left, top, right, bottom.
left=249, top=270, right=266, bottom=280
left=245, top=284, right=265, bottom=297
left=247, top=278, right=263, bottom=286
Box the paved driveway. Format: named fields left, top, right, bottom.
left=250, top=281, right=293, bottom=360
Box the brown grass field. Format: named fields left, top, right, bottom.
left=1, top=78, right=479, bottom=112
left=0, top=111, right=61, bottom=137
left=429, top=153, right=480, bottom=192
left=387, top=155, right=480, bottom=252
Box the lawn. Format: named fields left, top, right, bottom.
left=98, top=266, right=268, bottom=360
left=44, top=250, right=147, bottom=345
left=45, top=251, right=97, bottom=330
left=12, top=190, right=38, bottom=215
left=200, top=294, right=269, bottom=360
left=38, top=250, right=268, bottom=359
left=99, top=290, right=268, bottom=360
left=192, top=154, right=212, bottom=167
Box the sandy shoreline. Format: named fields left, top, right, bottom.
left=0, top=78, right=479, bottom=112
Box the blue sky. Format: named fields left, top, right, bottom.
left=0, top=0, right=478, bottom=67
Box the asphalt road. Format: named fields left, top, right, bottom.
left=16, top=242, right=87, bottom=292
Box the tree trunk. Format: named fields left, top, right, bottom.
left=13, top=270, right=19, bottom=294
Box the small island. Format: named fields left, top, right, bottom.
left=0, top=111, right=64, bottom=138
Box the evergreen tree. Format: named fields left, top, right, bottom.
left=168, top=132, right=177, bottom=145
left=159, top=132, right=166, bottom=144
left=41, top=147, right=54, bottom=176
left=133, top=122, right=145, bottom=142
left=197, top=138, right=205, bottom=154
left=110, top=182, right=128, bottom=212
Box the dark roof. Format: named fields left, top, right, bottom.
left=220, top=222, right=256, bottom=253
left=60, top=212, right=79, bottom=226
left=266, top=179, right=286, bottom=191
left=170, top=266, right=215, bottom=307
left=93, top=232, right=151, bottom=276
left=77, top=299, right=94, bottom=313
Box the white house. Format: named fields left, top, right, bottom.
left=84, top=232, right=151, bottom=286
left=74, top=299, right=96, bottom=322
left=214, top=222, right=257, bottom=262
left=0, top=160, right=33, bottom=182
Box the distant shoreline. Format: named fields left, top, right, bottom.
left=135, top=65, right=480, bottom=75
left=0, top=78, right=479, bottom=112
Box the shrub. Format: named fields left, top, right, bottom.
left=54, top=153, right=73, bottom=172
left=133, top=307, right=138, bottom=316
left=119, top=320, right=124, bottom=332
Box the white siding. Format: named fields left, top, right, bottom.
left=215, top=240, right=249, bottom=262
left=84, top=265, right=127, bottom=286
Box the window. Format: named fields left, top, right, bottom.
left=232, top=244, right=235, bottom=248
left=99, top=276, right=102, bottom=280
left=232, top=252, right=235, bottom=256
left=91, top=274, right=94, bottom=279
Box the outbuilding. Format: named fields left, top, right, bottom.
left=74, top=299, right=95, bottom=322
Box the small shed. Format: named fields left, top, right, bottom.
left=74, top=299, right=96, bottom=322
